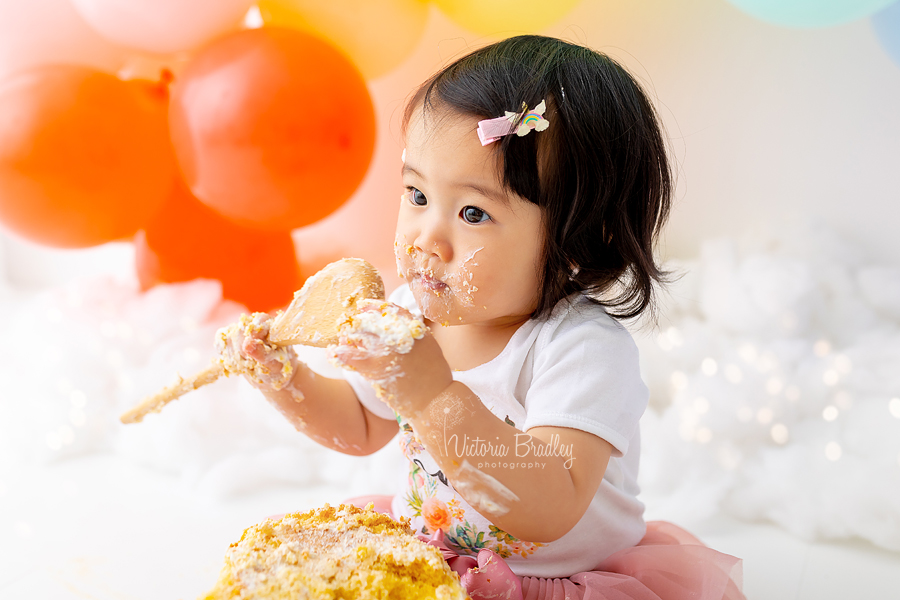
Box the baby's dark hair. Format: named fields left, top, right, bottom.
left=403, top=35, right=672, bottom=321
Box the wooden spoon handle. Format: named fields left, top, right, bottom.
left=120, top=363, right=225, bottom=424
left=121, top=259, right=384, bottom=425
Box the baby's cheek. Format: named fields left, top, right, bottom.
left=446, top=247, right=484, bottom=308
left=393, top=237, right=415, bottom=280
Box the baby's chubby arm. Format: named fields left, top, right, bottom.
left=331, top=302, right=612, bottom=543
left=216, top=313, right=398, bottom=456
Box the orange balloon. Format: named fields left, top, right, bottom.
left=257, top=0, right=429, bottom=79
left=0, top=66, right=175, bottom=248
left=135, top=179, right=301, bottom=312
left=169, top=27, right=376, bottom=232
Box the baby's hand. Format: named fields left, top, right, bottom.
left=329, top=300, right=452, bottom=417
left=215, top=313, right=297, bottom=392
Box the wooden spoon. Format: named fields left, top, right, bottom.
left=119, top=258, right=384, bottom=424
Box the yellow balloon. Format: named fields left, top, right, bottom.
left=258, top=0, right=429, bottom=80
left=433, top=0, right=582, bottom=35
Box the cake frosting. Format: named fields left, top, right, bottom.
left=200, top=503, right=469, bottom=600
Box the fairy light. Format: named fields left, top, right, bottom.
left=757, top=351, right=778, bottom=373
left=717, top=446, right=742, bottom=470
left=813, top=339, right=831, bottom=357
left=679, top=408, right=699, bottom=441
left=117, top=322, right=134, bottom=340
left=766, top=376, right=784, bottom=395
left=701, top=358, right=718, bottom=376
left=695, top=427, right=713, bottom=444
left=693, top=397, right=710, bottom=414
left=243, top=4, right=264, bottom=28
left=658, top=327, right=684, bottom=351
left=738, top=343, right=758, bottom=364
left=656, top=333, right=672, bottom=351
left=59, top=425, right=74, bottom=445
left=825, top=442, right=842, bottom=461
left=780, top=312, right=798, bottom=331
left=671, top=371, right=689, bottom=391
left=756, top=407, right=774, bottom=425
left=823, top=369, right=840, bottom=386
left=834, top=391, right=853, bottom=410
left=180, top=316, right=199, bottom=333
left=834, top=354, right=852, bottom=374
left=183, top=347, right=202, bottom=363
left=770, top=423, right=789, bottom=445
left=666, top=327, right=684, bottom=347
left=822, top=406, right=839, bottom=422
left=890, top=398, right=900, bottom=419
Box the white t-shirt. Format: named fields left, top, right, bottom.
left=345, top=285, right=648, bottom=578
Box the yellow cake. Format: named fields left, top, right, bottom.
left=201, top=504, right=470, bottom=600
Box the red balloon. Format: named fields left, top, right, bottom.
left=135, top=179, right=302, bottom=312
left=169, top=27, right=376, bottom=232
left=0, top=65, right=175, bottom=248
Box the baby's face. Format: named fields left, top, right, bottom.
left=395, top=109, right=544, bottom=327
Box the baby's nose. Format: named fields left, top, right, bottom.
left=413, top=222, right=452, bottom=262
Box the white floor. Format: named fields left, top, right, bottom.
left=2, top=453, right=899, bottom=600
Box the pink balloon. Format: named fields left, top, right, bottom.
left=69, top=0, right=255, bottom=54
left=0, top=0, right=126, bottom=80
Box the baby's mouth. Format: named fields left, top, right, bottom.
left=414, top=271, right=449, bottom=295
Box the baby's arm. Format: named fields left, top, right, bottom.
left=332, top=303, right=612, bottom=542
left=217, top=313, right=398, bottom=456
left=414, top=382, right=613, bottom=543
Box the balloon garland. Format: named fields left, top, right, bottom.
left=0, top=66, right=174, bottom=248
left=168, top=27, right=375, bottom=233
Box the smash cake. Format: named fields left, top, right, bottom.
left=201, top=503, right=470, bottom=600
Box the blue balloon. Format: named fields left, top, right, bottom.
left=872, top=2, right=900, bottom=66
left=726, top=0, right=898, bottom=28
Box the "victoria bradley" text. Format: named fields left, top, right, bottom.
left=441, top=433, right=575, bottom=469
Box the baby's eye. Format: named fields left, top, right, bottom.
left=405, top=187, right=427, bottom=206
left=461, top=206, right=491, bottom=224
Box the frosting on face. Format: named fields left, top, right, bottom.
left=394, top=236, right=487, bottom=326
left=395, top=110, right=546, bottom=330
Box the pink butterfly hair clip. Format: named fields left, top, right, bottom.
left=476, top=100, right=550, bottom=146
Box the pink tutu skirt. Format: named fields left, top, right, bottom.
left=345, top=495, right=745, bottom=600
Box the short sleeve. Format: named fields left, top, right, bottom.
left=521, top=304, right=648, bottom=457
left=341, top=284, right=420, bottom=422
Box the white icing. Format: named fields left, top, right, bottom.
left=393, top=236, right=486, bottom=324
left=452, top=460, right=519, bottom=517
left=345, top=303, right=425, bottom=355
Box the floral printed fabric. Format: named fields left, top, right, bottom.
left=397, top=416, right=546, bottom=560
